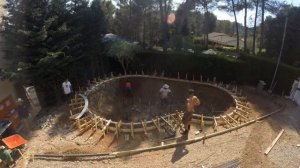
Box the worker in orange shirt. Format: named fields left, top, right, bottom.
left=181, top=89, right=200, bottom=134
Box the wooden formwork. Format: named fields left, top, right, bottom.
left=69, top=74, right=253, bottom=140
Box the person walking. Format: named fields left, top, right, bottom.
left=159, top=84, right=171, bottom=106
left=181, top=89, right=200, bottom=134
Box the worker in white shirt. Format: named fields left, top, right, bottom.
left=62, top=79, right=72, bottom=101
left=293, top=77, right=300, bottom=106
left=159, top=84, right=171, bottom=106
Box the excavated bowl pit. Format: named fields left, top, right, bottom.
left=88, top=76, right=236, bottom=123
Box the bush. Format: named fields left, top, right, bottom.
left=130, top=50, right=300, bottom=94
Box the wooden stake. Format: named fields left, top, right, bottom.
left=213, top=116, right=218, bottom=132
left=130, top=122, right=134, bottom=138
left=115, top=120, right=122, bottom=139
left=264, top=129, right=284, bottom=155
left=200, top=114, right=204, bottom=130
left=141, top=120, right=148, bottom=135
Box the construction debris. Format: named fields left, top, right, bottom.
left=38, top=114, right=56, bottom=129
left=264, top=129, right=285, bottom=155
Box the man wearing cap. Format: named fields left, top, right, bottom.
left=181, top=89, right=200, bottom=134
left=0, top=146, right=15, bottom=167
left=159, top=84, right=171, bottom=106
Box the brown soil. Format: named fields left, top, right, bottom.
left=13, top=86, right=300, bottom=168
left=89, top=77, right=235, bottom=122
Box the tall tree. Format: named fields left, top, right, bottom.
left=3, top=0, right=106, bottom=103
left=108, top=40, right=140, bottom=75
left=195, top=0, right=216, bottom=49
left=101, top=0, right=116, bottom=33
left=159, top=0, right=168, bottom=51
left=258, top=0, right=265, bottom=54
left=252, top=0, right=259, bottom=54
left=243, top=0, right=248, bottom=52
left=265, top=6, right=300, bottom=65
left=219, top=0, right=243, bottom=51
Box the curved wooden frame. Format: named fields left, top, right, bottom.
left=70, top=74, right=251, bottom=134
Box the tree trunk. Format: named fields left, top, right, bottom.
left=259, top=0, right=265, bottom=54
left=143, top=21, right=146, bottom=49
left=204, top=2, right=209, bottom=49
left=159, top=0, right=167, bottom=51
left=121, top=60, right=127, bottom=75
left=232, top=0, right=239, bottom=51
left=252, top=0, right=259, bottom=54
left=149, top=12, right=153, bottom=48
left=244, top=0, right=247, bottom=53
left=129, top=0, right=133, bottom=41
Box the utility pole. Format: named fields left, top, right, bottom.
left=268, top=16, right=288, bottom=93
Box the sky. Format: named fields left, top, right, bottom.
left=105, top=0, right=300, bottom=26
left=173, top=0, right=300, bottom=26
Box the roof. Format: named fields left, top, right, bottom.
left=208, top=32, right=244, bottom=48
left=102, top=33, right=121, bottom=43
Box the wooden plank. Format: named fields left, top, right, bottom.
left=101, top=120, right=112, bottom=136
left=237, top=103, right=251, bottom=110
left=221, top=115, right=234, bottom=127
left=236, top=107, right=250, bottom=115
left=233, top=111, right=248, bottom=120
left=226, top=114, right=239, bottom=125
left=77, top=122, right=94, bottom=136
left=152, top=119, right=160, bottom=132
left=264, top=129, right=284, bottom=155
left=68, top=102, right=85, bottom=107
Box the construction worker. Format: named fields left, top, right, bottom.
left=124, top=81, right=133, bottom=97
left=62, top=79, right=72, bottom=102
left=181, top=89, right=200, bottom=134
left=17, top=98, right=31, bottom=132
left=0, top=146, right=15, bottom=167
left=159, top=84, right=171, bottom=106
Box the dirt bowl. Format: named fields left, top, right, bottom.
left=88, top=76, right=236, bottom=122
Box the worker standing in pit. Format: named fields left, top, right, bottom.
left=181, top=89, right=200, bottom=134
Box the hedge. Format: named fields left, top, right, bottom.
left=129, top=50, right=300, bottom=95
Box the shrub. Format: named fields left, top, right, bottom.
left=130, top=50, right=300, bottom=94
